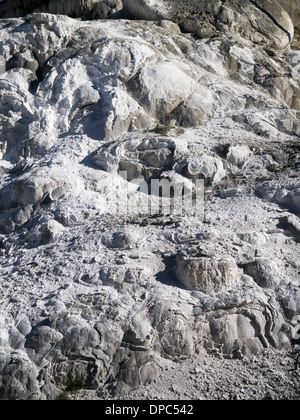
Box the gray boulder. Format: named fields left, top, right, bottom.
left=244, top=258, right=281, bottom=289
left=0, top=351, right=41, bottom=400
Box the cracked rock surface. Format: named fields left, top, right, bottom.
left=0, top=0, right=299, bottom=400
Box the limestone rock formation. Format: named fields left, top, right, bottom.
left=0, top=3, right=299, bottom=401
left=0, top=0, right=122, bottom=19
left=123, top=0, right=295, bottom=49
left=176, top=255, right=241, bottom=293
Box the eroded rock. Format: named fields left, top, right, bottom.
left=91, top=136, right=177, bottom=182
left=176, top=255, right=241, bottom=293
left=0, top=7, right=299, bottom=401
left=0, top=0, right=122, bottom=19
left=244, top=258, right=281, bottom=289
left=123, top=0, right=294, bottom=49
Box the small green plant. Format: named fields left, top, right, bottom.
left=58, top=390, right=70, bottom=401
left=65, top=378, right=85, bottom=392
left=151, top=110, right=185, bottom=136
left=58, top=378, right=86, bottom=400
left=152, top=110, right=175, bottom=136
left=153, top=120, right=172, bottom=136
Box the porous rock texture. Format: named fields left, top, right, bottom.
left=0, top=0, right=299, bottom=400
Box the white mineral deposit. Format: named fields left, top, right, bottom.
left=0, top=0, right=299, bottom=400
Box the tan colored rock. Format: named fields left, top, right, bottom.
left=209, top=313, right=266, bottom=355
left=279, top=0, right=300, bottom=29
left=176, top=256, right=241, bottom=293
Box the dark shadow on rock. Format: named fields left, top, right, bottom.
left=156, top=256, right=188, bottom=290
